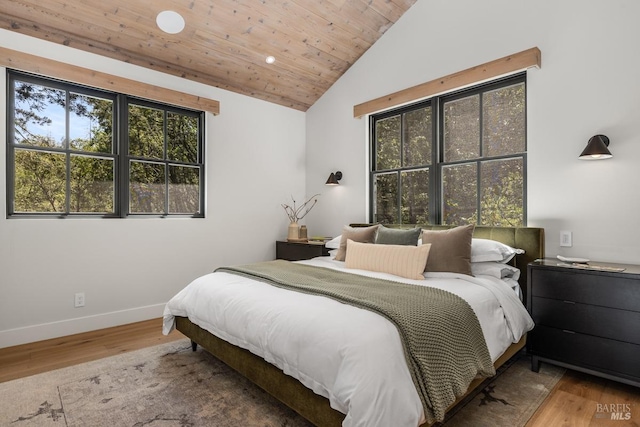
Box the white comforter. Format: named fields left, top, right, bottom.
left=163, top=257, right=534, bottom=427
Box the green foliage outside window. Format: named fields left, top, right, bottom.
left=371, top=74, right=526, bottom=227
left=8, top=71, right=204, bottom=217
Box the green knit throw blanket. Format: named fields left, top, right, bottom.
left=216, top=260, right=495, bottom=423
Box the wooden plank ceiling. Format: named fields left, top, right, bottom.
left=0, top=0, right=417, bottom=111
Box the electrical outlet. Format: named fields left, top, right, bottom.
left=74, top=292, right=85, bottom=308
left=560, top=231, right=573, bottom=247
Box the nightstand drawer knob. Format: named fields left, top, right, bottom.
left=562, top=329, right=576, bottom=334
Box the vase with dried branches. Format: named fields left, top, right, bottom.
left=282, top=194, right=320, bottom=241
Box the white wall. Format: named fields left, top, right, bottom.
left=306, top=0, right=640, bottom=264
left=0, top=30, right=307, bottom=348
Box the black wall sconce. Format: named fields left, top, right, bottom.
left=579, top=135, right=612, bottom=160
left=325, top=171, right=342, bottom=185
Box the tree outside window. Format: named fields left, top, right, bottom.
left=370, top=74, right=526, bottom=226
left=7, top=71, right=204, bottom=218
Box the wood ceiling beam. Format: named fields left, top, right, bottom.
left=0, top=46, right=220, bottom=115
left=354, top=47, right=542, bottom=118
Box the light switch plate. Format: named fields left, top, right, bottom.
left=560, top=231, right=572, bottom=247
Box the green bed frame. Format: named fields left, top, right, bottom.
left=175, top=225, right=544, bottom=427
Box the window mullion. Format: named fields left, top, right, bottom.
left=119, top=96, right=129, bottom=217
left=396, top=171, right=402, bottom=224
left=65, top=90, right=71, bottom=215
left=522, top=153, right=528, bottom=225
left=476, top=160, right=482, bottom=226
left=477, top=92, right=484, bottom=225
left=164, top=110, right=169, bottom=216
left=399, top=113, right=405, bottom=223
left=433, top=96, right=442, bottom=225
left=479, top=92, right=484, bottom=158
left=164, top=163, right=169, bottom=217
left=7, top=74, right=15, bottom=216
left=199, top=111, right=205, bottom=216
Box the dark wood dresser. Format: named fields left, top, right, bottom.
left=276, top=240, right=330, bottom=261
left=527, top=259, right=640, bottom=387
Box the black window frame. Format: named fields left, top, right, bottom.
left=6, top=69, right=205, bottom=218
left=369, top=73, right=526, bottom=226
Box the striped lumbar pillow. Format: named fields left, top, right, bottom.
left=344, top=239, right=431, bottom=280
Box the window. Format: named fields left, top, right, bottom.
left=370, top=73, right=525, bottom=226
left=127, top=101, right=203, bottom=215
left=7, top=70, right=205, bottom=217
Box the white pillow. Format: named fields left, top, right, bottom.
left=470, top=261, right=521, bottom=281
left=471, top=238, right=524, bottom=263
left=344, top=239, right=431, bottom=280
left=325, top=235, right=342, bottom=249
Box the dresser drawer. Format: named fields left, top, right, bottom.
left=530, top=268, right=640, bottom=311
left=529, top=325, right=640, bottom=381
left=531, top=297, right=640, bottom=345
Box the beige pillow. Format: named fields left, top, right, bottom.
left=421, top=224, right=475, bottom=275
left=334, top=225, right=379, bottom=261
left=345, top=239, right=431, bottom=280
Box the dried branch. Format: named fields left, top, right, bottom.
left=282, top=194, right=320, bottom=222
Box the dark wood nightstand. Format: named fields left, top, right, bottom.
left=527, top=258, right=640, bottom=388
left=276, top=240, right=330, bottom=261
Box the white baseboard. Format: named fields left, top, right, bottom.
left=0, top=303, right=166, bottom=349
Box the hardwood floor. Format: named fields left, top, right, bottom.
left=526, top=369, right=640, bottom=427
left=0, top=318, right=183, bottom=384
left=1, top=319, right=639, bottom=426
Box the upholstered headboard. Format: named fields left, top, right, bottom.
left=349, top=224, right=545, bottom=302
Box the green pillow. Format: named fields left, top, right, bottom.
left=375, top=225, right=421, bottom=246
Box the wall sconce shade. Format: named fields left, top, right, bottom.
left=326, top=171, right=343, bottom=185
left=579, top=135, right=612, bottom=160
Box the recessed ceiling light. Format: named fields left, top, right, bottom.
left=266, top=56, right=276, bottom=64
left=156, top=10, right=185, bottom=34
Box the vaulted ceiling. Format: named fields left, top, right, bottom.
left=0, top=0, right=417, bottom=111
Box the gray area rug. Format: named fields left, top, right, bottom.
left=0, top=339, right=564, bottom=426
left=437, top=351, right=565, bottom=427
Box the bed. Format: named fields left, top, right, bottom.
left=163, top=225, right=544, bottom=427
